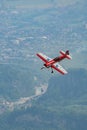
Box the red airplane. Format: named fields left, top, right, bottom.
left=36, top=50, right=72, bottom=75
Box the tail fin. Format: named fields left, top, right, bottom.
left=66, top=50, right=69, bottom=55
left=60, top=50, right=72, bottom=59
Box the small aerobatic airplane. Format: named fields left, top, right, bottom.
left=36, top=50, right=72, bottom=75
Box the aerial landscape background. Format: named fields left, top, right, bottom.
left=0, top=0, right=87, bottom=130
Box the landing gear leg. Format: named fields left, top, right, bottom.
left=51, top=68, right=54, bottom=73
left=41, top=66, right=45, bottom=70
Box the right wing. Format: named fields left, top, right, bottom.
left=36, top=53, right=52, bottom=63
left=52, top=62, right=68, bottom=75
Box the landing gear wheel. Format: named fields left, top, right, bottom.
left=51, top=70, right=54, bottom=73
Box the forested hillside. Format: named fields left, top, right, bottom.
left=0, top=69, right=87, bottom=130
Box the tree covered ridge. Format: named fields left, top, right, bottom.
left=0, top=69, right=86, bottom=130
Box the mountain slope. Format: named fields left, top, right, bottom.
left=39, top=69, right=87, bottom=106
left=0, top=69, right=87, bottom=130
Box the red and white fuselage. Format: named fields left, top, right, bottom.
left=45, top=50, right=72, bottom=67
left=36, top=50, right=72, bottom=75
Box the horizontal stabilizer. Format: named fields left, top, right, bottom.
left=60, top=50, right=72, bottom=59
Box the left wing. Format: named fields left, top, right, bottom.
left=52, top=63, right=67, bottom=75
left=36, top=53, right=52, bottom=63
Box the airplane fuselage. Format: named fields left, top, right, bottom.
left=45, top=55, right=66, bottom=67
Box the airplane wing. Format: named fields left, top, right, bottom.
left=52, top=63, right=68, bottom=75
left=36, top=53, right=52, bottom=63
